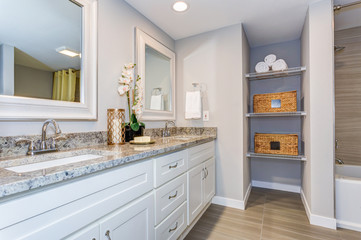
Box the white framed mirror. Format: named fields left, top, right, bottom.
left=0, top=0, right=97, bottom=120
left=135, top=28, right=176, bottom=121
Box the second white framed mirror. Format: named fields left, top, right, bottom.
left=135, top=28, right=175, bottom=121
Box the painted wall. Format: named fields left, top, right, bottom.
left=0, top=0, right=174, bottom=136
left=175, top=24, right=245, bottom=203
left=241, top=26, right=251, bottom=199
left=302, top=0, right=335, bottom=226
left=14, top=65, right=53, bottom=99
left=301, top=8, right=312, bottom=210
left=249, top=40, right=302, bottom=192
left=0, top=44, right=14, bottom=95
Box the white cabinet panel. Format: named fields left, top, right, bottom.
left=154, top=150, right=188, bottom=188
left=155, top=173, right=187, bottom=225
left=64, top=224, right=99, bottom=240
left=187, top=164, right=204, bottom=225
left=203, top=158, right=215, bottom=204
left=188, top=141, right=214, bottom=170
left=155, top=202, right=187, bottom=240
left=99, top=193, right=155, bottom=240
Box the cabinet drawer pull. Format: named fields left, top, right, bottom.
left=169, top=163, right=178, bottom=169
left=105, top=230, right=111, bottom=240
left=202, top=168, right=206, bottom=180
left=205, top=167, right=209, bottom=178
left=92, top=238, right=96, bottom=240
left=168, top=191, right=178, bottom=199
left=169, top=222, right=178, bottom=232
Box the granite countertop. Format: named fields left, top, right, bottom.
left=0, top=135, right=216, bottom=199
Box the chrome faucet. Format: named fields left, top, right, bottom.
left=15, top=119, right=64, bottom=155
left=41, top=119, right=62, bottom=150
left=163, top=120, right=175, bottom=137
left=335, top=158, right=344, bottom=165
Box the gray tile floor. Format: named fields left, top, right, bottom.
left=185, top=187, right=361, bottom=240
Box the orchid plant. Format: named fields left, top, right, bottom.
left=118, top=63, right=145, bottom=131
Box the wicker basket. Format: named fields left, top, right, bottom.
left=255, top=133, right=298, bottom=156
left=253, top=90, right=297, bottom=113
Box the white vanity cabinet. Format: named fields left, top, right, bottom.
left=0, top=159, right=154, bottom=240
left=187, top=142, right=215, bottom=225
left=0, top=140, right=215, bottom=240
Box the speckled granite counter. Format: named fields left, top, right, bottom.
left=0, top=134, right=216, bottom=199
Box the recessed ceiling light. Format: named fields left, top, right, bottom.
left=172, top=1, right=189, bottom=12
left=56, top=46, right=80, bottom=57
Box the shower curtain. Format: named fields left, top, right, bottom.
left=52, top=69, right=77, bottom=102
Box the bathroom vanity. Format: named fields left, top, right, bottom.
left=0, top=136, right=215, bottom=240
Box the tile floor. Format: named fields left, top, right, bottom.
left=185, top=187, right=361, bottom=240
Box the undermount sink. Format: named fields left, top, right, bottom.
left=3, top=149, right=115, bottom=174
left=5, top=154, right=102, bottom=173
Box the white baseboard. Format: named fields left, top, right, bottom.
left=212, top=184, right=251, bottom=210
left=252, top=180, right=300, bottom=193
left=301, top=189, right=336, bottom=230
left=337, top=220, right=361, bottom=232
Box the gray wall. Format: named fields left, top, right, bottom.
left=301, top=0, right=335, bottom=225
left=14, top=65, right=53, bottom=99
left=249, top=39, right=302, bottom=192
left=0, top=0, right=175, bottom=136
left=176, top=24, right=246, bottom=203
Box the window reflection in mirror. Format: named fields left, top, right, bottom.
left=0, top=0, right=82, bottom=102
left=145, top=45, right=172, bottom=111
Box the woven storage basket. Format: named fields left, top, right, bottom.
left=253, top=90, right=297, bottom=113
left=255, top=133, right=298, bottom=156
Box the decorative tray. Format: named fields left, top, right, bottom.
left=129, top=140, right=156, bottom=145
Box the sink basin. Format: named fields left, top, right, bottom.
left=5, top=154, right=103, bottom=173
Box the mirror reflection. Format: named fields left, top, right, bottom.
left=145, top=45, right=172, bottom=111
left=0, top=0, right=82, bottom=102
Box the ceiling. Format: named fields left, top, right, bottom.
left=334, top=0, right=361, bottom=31
left=125, top=0, right=322, bottom=47
left=0, top=0, right=81, bottom=71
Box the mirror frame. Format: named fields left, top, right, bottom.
left=135, top=28, right=176, bottom=121
left=0, top=0, right=97, bottom=121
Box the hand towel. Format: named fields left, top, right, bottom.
left=271, top=59, right=288, bottom=71
left=150, top=94, right=163, bottom=110
left=264, top=54, right=277, bottom=67
left=255, top=62, right=269, bottom=73
left=185, top=91, right=202, bottom=119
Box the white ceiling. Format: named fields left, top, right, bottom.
left=334, top=0, right=361, bottom=31
left=125, top=0, right=321, bottom=47
left=0, top=0, right=81, bottom=71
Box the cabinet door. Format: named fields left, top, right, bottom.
left=99, top=193, right=155, bottom=240
left=203, top=158, right=215, bottom=204
left=187, top=164, right=204, bottom=225
left=64, top=224, right=99, bottom=240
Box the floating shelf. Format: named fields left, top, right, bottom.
left=247, top=152, right=307, bottom=161
left=246, top=111, right=306, bottom=118
left=245, top=66, right=306, bottom=80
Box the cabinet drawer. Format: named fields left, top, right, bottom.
left=155, top=174, right=187, bottom=225
left=155, top=201, right=187, bottom=240
left=188, top=141, right=214, bottom=170
left=154, top=150, right=187, bottom=188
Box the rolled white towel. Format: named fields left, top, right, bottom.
left=255, top=62, right=269, bottom=73
left=264, top=54, right=277, bottom=67
left=271, top=59, right=288, bottom=71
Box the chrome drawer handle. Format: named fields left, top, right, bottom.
left=105, top=230, right=111, bottom=240
left=169, top=222, right=178, bottom=232
left=169, top=191, right=178, bottom=199
left=169, top=163, right=178, bottom=169
left=202, top=168, right=206, bottom=180
left=205, top=167, right=209, bottom=178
